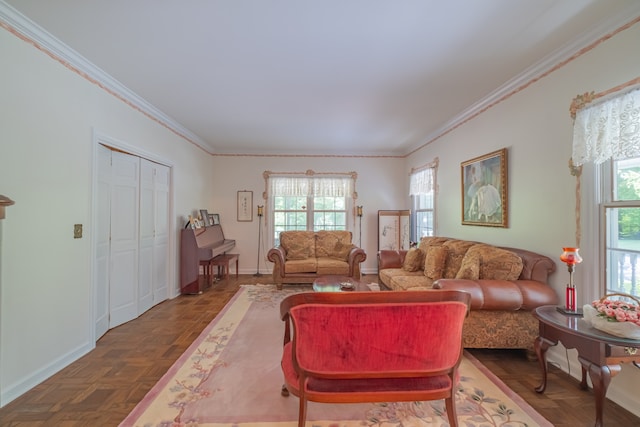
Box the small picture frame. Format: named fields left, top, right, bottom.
left=237, top=191, right=253, bottom=222
left=461, top=148, right=508, bottom=227
left=199, top=209, right=210, bottom=226
left=209, top=213, right=220, bottom=226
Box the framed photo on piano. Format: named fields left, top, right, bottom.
left=237, top=191, right=253, bottom=222
left=210, top=213, right=220, bottom=225
left=199, top=209, right=210, bottom=226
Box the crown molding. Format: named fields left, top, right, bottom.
left=0, top=1, right=211, bottom=153
left=407, top=3, right=640, bottom=157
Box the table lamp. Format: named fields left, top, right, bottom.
left=557, top=247, right=583, bottom=315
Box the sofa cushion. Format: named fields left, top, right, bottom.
left=281, top=231, right=316, bottom=260
left=390, top=274, right=435, bottom=290
left=465, top=244, right=524, bottom=280
left=442, top=240, right=476, bottom=278
left=316, top=257, right=350, bottom=275
left=333, top=243, right=355, bottom=261
left=284, top=258, right=317, bottom=274
left=402, top=248, right=424, bottom=272
left=455, top=251, right=480, bottom=280
left=316, top=231, right=353, bottom=260
left=418, top=236, right=450, bottom=249
left=379, top=268, right=424, bottom=289
left=424, top=246, right=448, bottom=279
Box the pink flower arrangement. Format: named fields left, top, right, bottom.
left=591, top=298, right=640, bottom=326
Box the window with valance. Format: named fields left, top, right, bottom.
left=571, top=82, right=640, bottom=299
left=264, top=171, right=358, bottom=246
left=409, top=158, right=438, bottom=242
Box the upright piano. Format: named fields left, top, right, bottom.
left=180, top=224, right=235, bottom=294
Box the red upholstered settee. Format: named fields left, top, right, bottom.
left=280, top=290, right=471, bottom=427
left=378, top=237, right=558, bottom=355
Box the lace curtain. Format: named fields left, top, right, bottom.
left=270, top=176, right=354, bottom=197
left=409, top=167, right=434, bottom=195
left=572, top=88, right=640, bottom=166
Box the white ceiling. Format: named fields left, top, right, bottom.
left=4, top=0, right=640, bottom=156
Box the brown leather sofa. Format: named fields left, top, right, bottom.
left=378, top=237, right=558, bottom=355
left=268, top=230, right=366, bottom=289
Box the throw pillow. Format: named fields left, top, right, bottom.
left=466, top=244, right=524, bottom=280
left=402, top=248, right=424, bottom=272
left=280, top=231, right=315, bottom=260
left=332, top=242, right=355, bottom=261
left=316, top=230, right=352, bottom=258
left=424, top=246, right=448, bottom=279
left=455, top=251, right=481, bottom=280
left=285, top=243, right=310, bottom=260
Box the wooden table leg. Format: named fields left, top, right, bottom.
left=579, top=357, right=621, bottom=427
left=534, top=336, right=555, bottom=393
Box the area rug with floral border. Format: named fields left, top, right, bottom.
left=120, top=284, right=552, bottom=427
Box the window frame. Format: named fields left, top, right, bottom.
left=265, top=171, right=357, bottom=248
left=409, top=159, right=438, bottom=244
left=600, top=158, right=640, bottom=298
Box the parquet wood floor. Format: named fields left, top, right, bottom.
left=1, top=275, right=638, bottom=426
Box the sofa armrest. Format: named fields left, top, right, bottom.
left=348, top=246, right=367, bottom=263
left=347, top=247, right=367, bottom=277
left=267, top=246, right=287, bottom=277
left=377, top=250, right=406, bottom=270
left=433, top=278, right=558, bottom=311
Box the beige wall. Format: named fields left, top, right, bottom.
left=0, top=28, right=214, bottom=405
left=1, top=8, right=639, bottom=418
left=406, top=21, right=640, bottom=415
left=209, top=155, right=406, bottom=276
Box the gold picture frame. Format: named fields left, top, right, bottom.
left=461, top=148, right=508, bottom=227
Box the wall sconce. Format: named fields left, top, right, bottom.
left=0, top=195, right=15, bottom=219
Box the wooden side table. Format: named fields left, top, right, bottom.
left=533, top=305, right=640, bottom=427
left=211, top=253, right=239, bottom=280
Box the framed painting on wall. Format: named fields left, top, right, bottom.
left=378, top=210, right=411, bottom=251
left=461, top=148, right=508, bottom=227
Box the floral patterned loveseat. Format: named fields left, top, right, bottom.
left=267, top=230, right=367, bottom=289
left=378, top=237, right=558, bottom=355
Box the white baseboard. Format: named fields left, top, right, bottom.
left=1, top=341, right=94, bottom=407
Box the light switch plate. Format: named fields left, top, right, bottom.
left=74, top=224, right=82, bottom=239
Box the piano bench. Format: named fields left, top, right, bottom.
left=211, top=253, right=239, bottom=280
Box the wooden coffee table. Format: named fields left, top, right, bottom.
left=312, top=275, right=371, bottom=292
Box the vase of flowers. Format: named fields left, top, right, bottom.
left=583, top=293, right=640, bottom=339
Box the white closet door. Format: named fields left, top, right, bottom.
left=138, top=160, right=155, bottom=314
left=95, top=145, right=112, bottom=339
left=153, top=163, right=170, bottom=303
left=109, top=151, right=140, bottom=328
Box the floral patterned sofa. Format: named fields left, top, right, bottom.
left=267, top=230, right=367, bottom=289
left=378, top=237, right=558, bottom=355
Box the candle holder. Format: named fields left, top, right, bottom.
left=557, top=247, right=583, bottom=315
